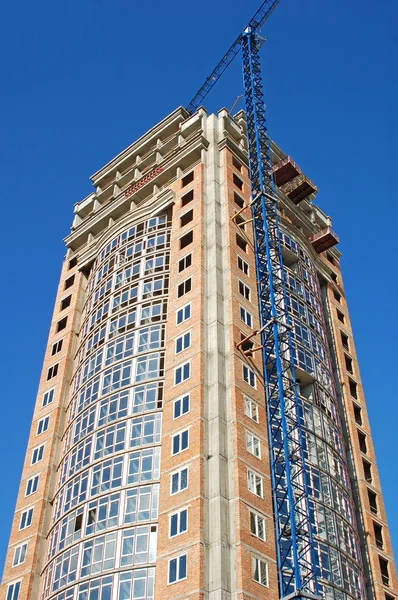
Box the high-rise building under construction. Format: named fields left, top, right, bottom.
left=0, top=107, right=396, bottom=600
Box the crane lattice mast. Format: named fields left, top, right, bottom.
left=187, top=3, right=321, bottom=598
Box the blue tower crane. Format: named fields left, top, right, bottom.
left=187, top=3, right=321, bottom=599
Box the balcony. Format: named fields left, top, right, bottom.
left=272, top=156, right=300, bottom=187
left=309, top=226, right=339, bottom=253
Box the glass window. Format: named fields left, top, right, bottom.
left=140, top=300, right=165, bottom=325
left=31, top=444, right=44, bottom=465
left=144, top=255, right=166, bottom=276
left=250, top=512, right=266, bottom=540
left=98, top=390, right=129, bottom=427
left=128, top=448, right=161, bottom=486
left=168, top=554, right=187, bottom=584
left=42, top=389, right=54, bottom=407
left=26, top=476, right=39, bottom=496
left=135, top=354, right=161, bottom=383
left=94, top=422, right=127, bottom=460
left=20, top=509, right=33, bottom=530
left=173, top=394, right=190, bottom=419
left=47, top=363, right=59, bottom=381
left=240, top=306, right=253, bottom=328
left=171, top=468, right=188, bottom=495
left=124, top=484, right=159, bottom=524
left=138, top=325, right=163, bottom=353
left=174, top=362, right=190, bottom=385
left=244, top=396, right=259, bottom=422
left=118, top=568, right=155, bottom=600
left=252, top=556, right=268, bottom=586
left=175, top=332, right=191, bottom=354
left=52, top=546, right=79, bottom=591
left=238, top=280, right=250, bottom=300
left=142, top=275, right=168, bottom=299
left=51, top=339, right=63, bottom=356
left=108, top=309, right=136, bottom=338
left=132, top=382, right=163, bottom=414
left=102, top=360, right=132, bottom=395
left=177, top=278, right=192, bottom=298
left=6, top=582, right=21, bottom=600
left=248, top=469, right=263, bottom=498
left=37, top=416, right=49, bottom=435
left=172, top=430, right=189, bottom=455
left=243, top=365, right=256, bottom=388
left=85, top=493, right=120, bottom=536
left=12, top=544, right=27, bottom=567
left=91, top=456, right=124, bottom=497
left=80, top=533, right=116, bottom=577
left=170, top=508, right=188, bottom=537
left=130, top=414, right=162, bottom=448
left=246, top=431, right=261, bottom=458
left=77, top=575, right=113, bottom=600
left=61, top=471, right=89, bottom=516
left=120, top=525, right=157, bottom=566
left=238, top=255, right=249, bottom=275
left=178, top=253, right=192, bottom=273
left=176, top=303, right=191, bottom=325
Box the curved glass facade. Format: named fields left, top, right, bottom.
left=280, top=229, right=366, bottom=600
left=41, top=214, right=170, bottom=600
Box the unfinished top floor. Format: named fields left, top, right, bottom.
left=66, top=106, right=339, bottom=262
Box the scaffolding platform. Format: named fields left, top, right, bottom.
left=272, top=156, right=300, bottom=187
left=309, top=227, right=339, bottom=253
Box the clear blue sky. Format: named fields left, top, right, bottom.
left=0, top=0, right=396, bottom=575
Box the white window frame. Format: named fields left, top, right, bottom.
left=51, top=338, right=63, bottom=356
left=168, top=553, right=187, bottom=584
left=237, top=255, right=249, bottom=275
left=250, top=511, right=266, bottom=540
left=243, top=364, right=257, bottom=388
left=246, top=431, right=261, bottom=458
left=25, top=475, right=39, bottom=497
left=177, top=277, right=192, bottom=299
left=169, top=507, right=188, bottom=538
left=176, top=302, right=191, bottom=325
left=238, top=279, right=251, bottom=300
left=47, top=363, right=59, bottom=381
left=252, top=556, right=268, bottom=587
left=248, top=469, right=263, bottom=498
left=244, top=396, right=259, bottom=423
left=178, top=252, right=192, bottom=273
left=240, top=306, right=253, bottom=328
left=174, top=361, right=191, bottom=386
left=171, top=429, right=189, bottom=456
left=173, top=393, right=190, bottom=420
left=12, top=543, right=27, bottom=567
left=175, top=331, right=191, bottom=354
left=19, top=508, right=33, bottom=530
left=6, top=581, right=21, bottom=600
left=36, top=416, right=49, bottom=435
left=42, top=388, right=54, bottom=407
left=31, top=444, right=45, bottom=465
left=170, top=467, right=188, bottom=495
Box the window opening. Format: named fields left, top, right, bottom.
left=64, top=275, right=75, bottom=290
left=180, top=210, right=193, bottom=227
left=233, top=173, right=243, bottom=190
left=180, top=231, right=193, bottom=250
left=60, top=295, right=72, bottom=311
left=181, top=190, right=194, bottom=207
left=236, top=234, right=247, bottom=252
left=182, top=172, right=194, bottom=187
